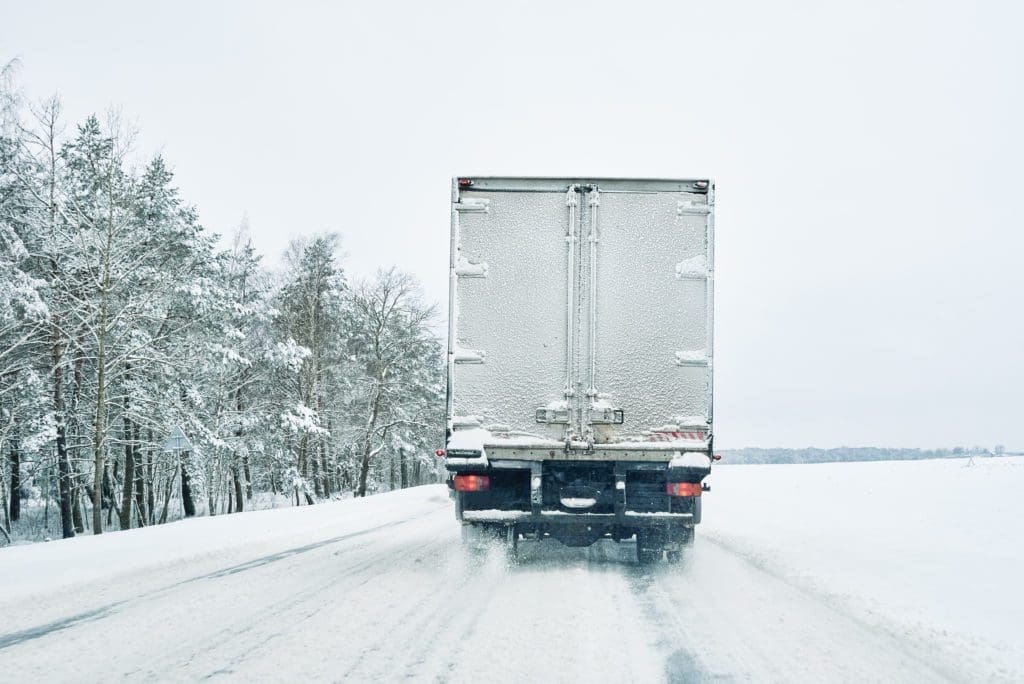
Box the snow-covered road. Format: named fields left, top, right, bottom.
left=3, top=459, right=1021, bottom=683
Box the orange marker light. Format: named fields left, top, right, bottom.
left=454, top=474, right=490, bottom=492
left=666, top=482, right=702, bottom=497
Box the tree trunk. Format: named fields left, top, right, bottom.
left=43, top=120, right=73, bottom=539
left=56, top=421, right=74, bottom=538
left=355, top=385, right=384, bottom=498
left=133, top=421, right=146, bottom=525
left=159, top=464, right=176, bottom=524
left=357, top=448, right=372, bottom=498
left=71, top=464, right=85, bottom=533
left=400, top=449, right=408, bottom=490
left=231, top=463, right=244, bottom=513
left=70, top=341, right=86, bottom=533
left=146, top=435, right=155, bottom=525
left=1, top=466, right=10, bottom=538
left=102, top=461, right=114, bottom=511
left=243, top=454, right=253, bottom=501
left=324, top=417, right=335, bottom=496
left=312, top=449, right=322, bottom=498
left=119, top=399, right=135, bottom=530
left=319, top=436, right=331, bottom=497
left=180, top=455, right=196, bottom=517
left=8, top=435, right=19, bottom=522
left=105, top=462, right=116, bottom=527
left=91, top=217, right=114, bottom=535
left=1, top=439, right=11, bottom=534
left=91, top=349, right=107, bottom=535
left=297, top=434, right=308, bottom=484
left=52, top=334, right=75, bottom=539
left=43, top=458, right=50, bottom=528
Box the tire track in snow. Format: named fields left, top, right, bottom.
left=180, top=506, right=460, bottom=681
left=336, top=534, right=490, bottom=679
left=179, top=534, right=447, bottom=681
left=150, top=508, right=457, bottom=680
left=647, top=536, right=960, bottom=683
left=626, top=563, right=731, bottom=683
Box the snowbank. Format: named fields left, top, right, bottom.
left=0, top=486, right=449, bottom=603
left=702, top=456, right=1024, bottom=675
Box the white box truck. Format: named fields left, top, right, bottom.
left=442, top=177, right=716, bottom=563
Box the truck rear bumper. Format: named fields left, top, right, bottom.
left=462, top=510, right=694, bottom=524
left=450, top=457, right=707, bottom=530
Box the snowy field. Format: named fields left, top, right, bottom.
left=1, top=457, right=1021, bottom=683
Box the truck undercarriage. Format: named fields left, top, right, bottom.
left=449, top=457, right=709, bottom=563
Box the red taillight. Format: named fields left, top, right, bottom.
left=453, top=474, right=490, bottom=492
left=458, top=177, right=474, bottom=188
left=666, top=482, right=702, bottom=497
left=435, top=448, right=446, bottom=458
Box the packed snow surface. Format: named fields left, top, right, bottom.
left=2, top=457, right=1021, bottom=682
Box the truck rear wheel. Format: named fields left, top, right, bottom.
left=636, top=531, right=664, bottom=565
left=666, top=527, right=694, bottom=563
left=505, top=525, right=519, bottom=564
left=462, top=524, right=519, bottom=563
left=461, top=523, right=492, bottom=553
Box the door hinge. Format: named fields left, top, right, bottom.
left=677, top=200, right=710, bottom=216
left=452, top=348, right=486, bottom=364
left=454, top=198, right=490, bottom=213
left=455, top=256, right=488, bottom=277
left=675, top=255, right=708, bottom=279
left=675, top=350, right=709, bottom=367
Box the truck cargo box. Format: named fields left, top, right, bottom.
left=444, top=177, right=715, bottom=561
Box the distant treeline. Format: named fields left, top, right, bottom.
left=717, top=446, right=1010, bottom=465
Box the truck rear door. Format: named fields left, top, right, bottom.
left=580, top=182, right=714, bottom=446
left=448, top=178, right=714, bottom=451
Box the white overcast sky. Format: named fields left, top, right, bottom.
left=3, top=1, right=1022, bottom=449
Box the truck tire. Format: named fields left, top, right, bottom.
left=505, top=525, right=519, bottom=564
left=636, top=531, right=663, bottom=565
left=462, top=524, right=519, bottom=564
left=666, top=527, right=694, bottom=563
left=461, top=524, right=492, bottom=553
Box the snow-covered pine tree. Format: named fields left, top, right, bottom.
left=272, top=234, right=347, bottom=503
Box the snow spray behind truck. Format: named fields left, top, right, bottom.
left=442, top=177, right=715, bottom=563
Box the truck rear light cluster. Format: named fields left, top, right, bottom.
left=666, top=482, right=702, bottom=497
left=454, top=474, right=490, bottom=492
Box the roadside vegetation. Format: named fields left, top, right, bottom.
left=0, top=60, right=444, bottom=544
